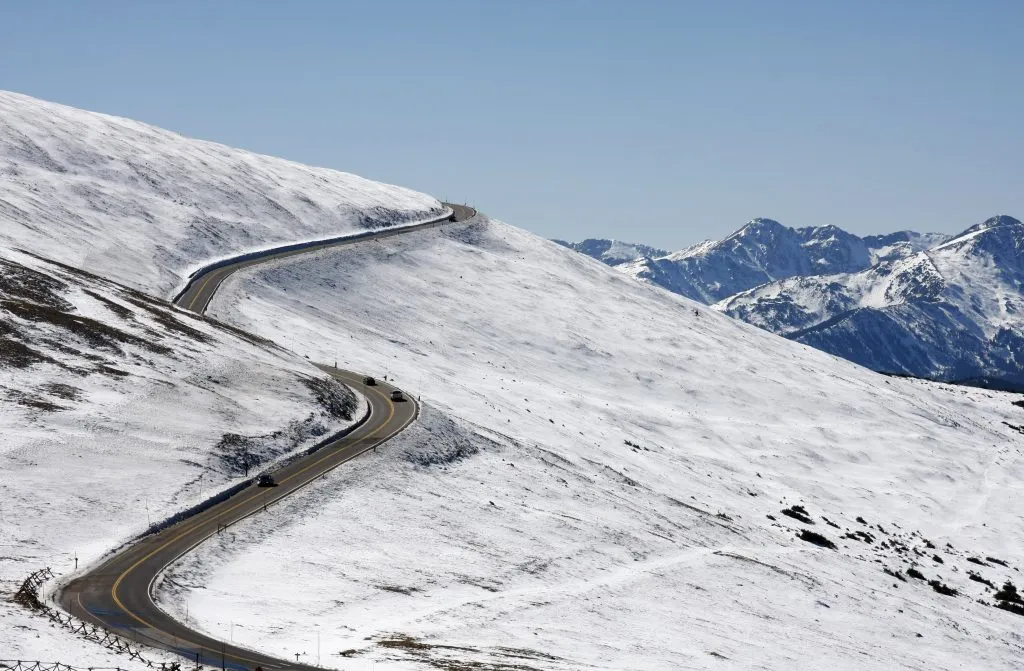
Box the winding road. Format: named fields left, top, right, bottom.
left=58, top=203, right=476, bottom=669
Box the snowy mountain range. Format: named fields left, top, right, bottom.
left=720, top=216, right=1024, bottom=389
left=612, top=219, right=947, bottom=303
left=560, top=218, right=1024, bottom=389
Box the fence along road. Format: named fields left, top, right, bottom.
left=58, top=203, right=477, bottom=670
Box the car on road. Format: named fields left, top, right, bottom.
left=363, top=376, right=376, bottom=386
left=390, top=390, right=404, bottom=402
left=256, top=474, right=278, bottom=487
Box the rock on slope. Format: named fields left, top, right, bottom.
left=163, top=215, right=1024, bottom=670
left=0, top=90, right=445, bottom=297
left=719, top=216, right=1024, bottom=389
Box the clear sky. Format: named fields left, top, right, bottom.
left=2, top=1, right=1022, bottom=249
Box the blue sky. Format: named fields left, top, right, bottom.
left=2, top=1, right=1022, bottom=249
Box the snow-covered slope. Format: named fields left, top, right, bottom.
left=720, top=216, right=1024, bottom=389
left=0, top=246, right=365, bottom=664
left=612, top=219, right=945, bottom=304
left=154, top=215, right=1024, bottom=670
left=0, top=91, right=445, bottom=297
left=552, top=238, right=667, bottom=266
left=0, top=93, right=448, bottom=664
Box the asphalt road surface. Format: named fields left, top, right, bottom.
left=58, top=202, right=475, bottom=669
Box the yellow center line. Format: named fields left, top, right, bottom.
left=186, top=268, right=220, bottom=312
left=109, top=382, right=404, bottom=664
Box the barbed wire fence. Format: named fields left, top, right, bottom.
left=10, top=568, right=191, bottom=671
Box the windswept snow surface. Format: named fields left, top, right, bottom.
left=160, top=216, right=1024, bottom=670
left=0, top=91, right=445, bottom=297
left=0, top=248, right=365, bottom=664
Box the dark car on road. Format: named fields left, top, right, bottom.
left=390, top=390, right=404, bottom=402
left=257, top=474, right=278, bottom=487
left=363, top=376, right=376, bottom=386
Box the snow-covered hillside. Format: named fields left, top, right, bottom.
left=156, top=215, right=1024, bottom=670
left=610, top=219, right=945, bottom=303
left=720, top=216, right=1024, bottom=389
left=0, top=91, right=445, bottom=297
left=0, top=246, right=365, bottom=663
left=0, top=93, right=449, bottom=664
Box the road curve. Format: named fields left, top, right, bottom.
left=58, top=202, right=476, bottom=669
left=177, top=203, right=476, bottom=313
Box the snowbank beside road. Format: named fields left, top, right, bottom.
left=185, top=216, right=1024, bottom=669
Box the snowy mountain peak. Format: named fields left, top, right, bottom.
left=971, top=214, right=1022, bottom=232
left=745, top=217, right=784, bottom=228
left=934, top=215, right=1024, bottom=258
left=730, top=217, right=787, bottom=241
